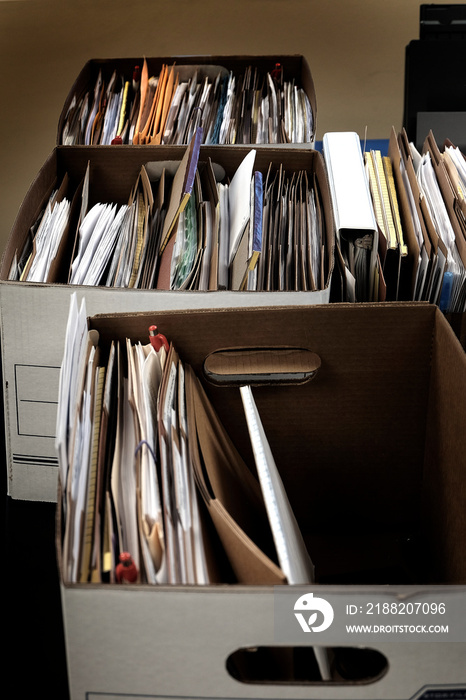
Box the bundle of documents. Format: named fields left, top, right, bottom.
left=323, top=130, right=466, bottom=311
left=9, top=173, right=74, bottom=284
left=60, top=59, right=314, bottom=146
left=56, top=294, right=332, bottom=679
left=56, top=295, right=311, bottom=583
left=10, top=131, right=328, bottom=293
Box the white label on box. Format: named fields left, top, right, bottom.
left=14, top=363, right=60, bottom=438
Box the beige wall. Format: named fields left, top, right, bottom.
left=0, top=0, right=461, bottom=253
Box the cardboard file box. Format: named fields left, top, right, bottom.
left=0, top=145, right=334, bottom=502
left=57, top=54, right=317, bottom=147
left=59, top=302, right=466, bottom=699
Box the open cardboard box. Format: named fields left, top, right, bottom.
left=0, top=144, right=333, bottom=502
left=58, top=302, right=466, bottom=699
left=57, top=54, right=317, bottom=147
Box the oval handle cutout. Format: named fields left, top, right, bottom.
left=226, top=645, right=388, bottom=685
left=204, top=347, right=321, bottom=387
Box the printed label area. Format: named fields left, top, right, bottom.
left=14, top=364, right=60, bottom=438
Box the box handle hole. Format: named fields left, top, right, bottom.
left=204, top=347, right=321, bottom=386
left=226, top=645, right=388, bottom=684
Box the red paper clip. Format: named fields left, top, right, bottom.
left=270, top=62, right=282, bottom=81
left=132, top=65, right=141, bottom=92
left=115, top=552, right=138, bottom=583
left=149, top=325, right=169, bottom=353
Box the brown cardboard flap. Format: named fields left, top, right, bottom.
left=423, top=307, right=466, bottom=582
left=388, top=128, right=418, bottom=299
left=0, top=150, right=58, bottom=280
left=184, top=363, right=285, bottom=585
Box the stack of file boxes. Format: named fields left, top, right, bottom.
left=2, top=54, right=466, bottom=698
left=0, top=55, right=329, bottom=502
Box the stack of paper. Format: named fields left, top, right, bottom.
left=56, top=294, right=319, bottom=588
left=60, top=59, right=314, bottom=146
left=323, top=129, right=466, bottom=310
left=10, top=133, right=328, bottom=295
left=388, top=128, right=466, bottom=311
left=19, top=174, right=73, bottom=284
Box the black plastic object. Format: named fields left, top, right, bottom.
left=403, top=5, right=466, bottom=150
